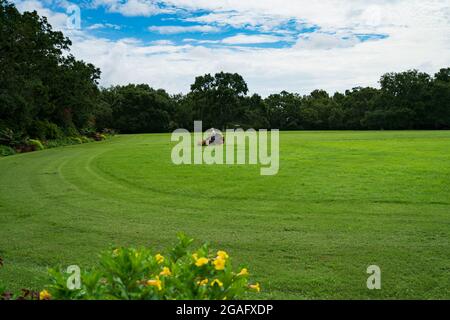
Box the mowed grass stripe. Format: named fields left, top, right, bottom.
left=0, top=131, right=449, bottom=299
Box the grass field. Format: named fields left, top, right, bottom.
left=0, top=131, right=449, bottom=299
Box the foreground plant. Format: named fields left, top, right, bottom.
left=43, top=234, right=260, bottom=300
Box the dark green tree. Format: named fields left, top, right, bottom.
left=101, top=84, right=173, bottom=133
left=0, top=0, right=101, bottom=139
left=190, top=72, right=248, bottom=129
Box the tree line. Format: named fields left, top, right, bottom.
left=1, top=0, right=450, bottom=144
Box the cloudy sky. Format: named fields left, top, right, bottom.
left=13, top=0, right=450, bottom=96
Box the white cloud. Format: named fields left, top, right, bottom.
left=183, top=34, right=290, bottom=45
left=184, top=11, right=293, bottom=33
left=148, top=25, right=221, bottom=34
left=295, top=33, right=360, bottom=50
left=182, top=38, right=197, bottom=42
left=150, top=39, right=175, bottom=45
left=221, top=34, right=290, bottom=45
left=92, top=0, right=174, bottom=16
left=12, top=0, right=450, bottom=97
left=87, top=23, right=122, bottom=30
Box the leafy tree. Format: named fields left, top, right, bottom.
left=190, top=72, right=248, bottom=129
left=379, top=70, right=432, bottom=129
left=0, top=0, right=100, bottom=139
left=338, top=87, right=380, bottom=129
left=239, top=94, right=269, bottom=129
left=428, top=68, right=450, bottom=129
left=101, top=84, right=173, bottom=133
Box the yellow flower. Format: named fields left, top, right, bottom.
left=192, top=253, right=198, bottom=260
left=195, top=257, right=209, bottom=267
left=249, top=283, right=261, bottom=292
left=155, top=253, right=164, bottom=264
left=213, top=257, right=226, bottom=270
left=210, top=279, right=223, bottom=287
left=217, top=250, right=229, bottom=260
left=147, top=278, right=162, bottom=291
left=39, top=290, right=51, bottom=300
left=197, top=278, right=209, bottom=286
left=159, top=267, right=172, bottom=276
left=237, top=268, right=249, bottom=276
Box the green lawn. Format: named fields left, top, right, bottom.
left=0, top=131, right=449, bottom=299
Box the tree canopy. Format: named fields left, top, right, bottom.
left=0, top=0, right=100, bottom=139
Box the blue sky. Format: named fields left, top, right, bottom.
left=13, top=0, right=450, bottom=96
left=47, top=1, right=329, bottom=48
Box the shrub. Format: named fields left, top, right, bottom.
left=80, top=136, right=92, bottom=143
left=102, top=128, right=117, bottom=136
left=70, top=137, right=83, bottom=144
left=45, top=139, right=65, bottom=148
left=28, top=139, right=45, bottom=151
left=79, top=127, right=96, bottom=138
left=0, top=145, right=15, bottom=156
left=45, top=136, right=97, bottom=149
left=0, top=128, right=26, bottom=147
left=64, top=126, right=80, bottom=138
left=45, top=138, right=73, bottom=148
left=91, top=132, right=105, bottom=141
left=43, top=234, right=259, bottom=300
left=30, top=121, right=62, bottom=140
left=46, top=123, right=63, bottom=140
